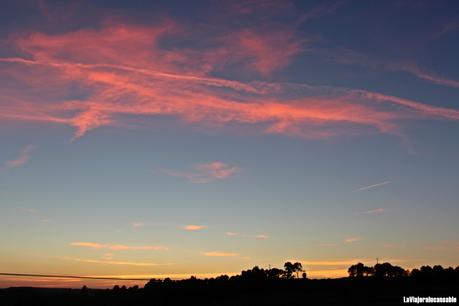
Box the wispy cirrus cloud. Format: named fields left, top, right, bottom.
left=440, top=21, right=459, bottom=36
left=224, top=232, right=269, bottom=239
left=254, top=234, right=269, bottom=240
left=344, top=237, right=361, bottom=243
left=1, top=23, right=459, bottom=142
left=319, top=243, right=337, bottom=247
left=103, top=253, right=114, bottom=260
left=60, top=256, right=171, bottom=266
left=325, top=47, right=459, bottom=89
left=19, top=207, right=38, bottom=214
left=163, top=161, right=240, bottom=184
left=70, top=242, right=168, bottom=251
left=397, top=63, right=459, bottom=89
left=359, top=208, right=385, bottom=214
left=5, top=145, right=35, bottom=168
left=423, top=241, right=459, bottom=252
left=179, top=225, right=207, bottom=231
left=355, top=181, right=390, bottom=192
left=131, top=222, right=145, bottom=229
left=228, top=0, right=293, bottom=16
left=202, top=251, right=240, bottom=257
left=296, top=1, right=344, bottom=25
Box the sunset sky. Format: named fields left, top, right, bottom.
left=1, top=0, right=459, bottom=288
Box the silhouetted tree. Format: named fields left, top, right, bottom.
left=420, top=265, right=434, bottom=278
left=3, top=261, right=459, bottom=306
left=284, top=262, right=303, bottom=279
left=348, top=263, right=374, bottom=277
left=348, top=262, right=365, bottom=277
left=267, top=268, right=284, bottom=279
left=433, top=265, right=444, bottom=277
left=363, top=265, right=374, bottom=276
left=374, top=262, right=405, bottom=278
left=241, top=266, right=269, bottom=282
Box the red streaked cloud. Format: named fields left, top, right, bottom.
left=202, top=251, right=240, bottom=257
left=179, top=225, right=207, bottom=231
left=1, top=23, right=459, bottom=142
left=164, top=162, right=240, bottom=184
left=5, top=145, right=35, bottom=168
left=397, top=63, right=459, bottom=89
left=70, top=242, right=168, bottom=251
left=222, top=28, right=303, bottom=76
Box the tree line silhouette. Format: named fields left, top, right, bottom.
left=1, top=261, right=459, bottom=305
left=348, top=262, right=459, bottom=280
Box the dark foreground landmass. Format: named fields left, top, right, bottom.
left=1, top=263, right=458, bottom=305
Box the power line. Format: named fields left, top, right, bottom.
left=0, top=272, right=151, bottom=281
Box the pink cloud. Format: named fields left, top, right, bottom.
left=5, top=145, right=35, bottom=168
left=202, top=252, right=240, bottom=257
left=254, top=234, right=269, bottom=240
left=360, top=208, right=385, bottom=214
left=221, top=28, right=303, bottom=76
left=70, top=242, right=167, bottom=251
left=131, top=222, right=145, bottom=229
left=224, top=231, right=269, bottom=240
left=396, top=63, right=459, bottom=89
left=60, top=256, right=169, bottom=266
left=0, top=23, right=458, bottom=142
left=344, top=237, right=361, bottom=243
left=164, top=162, right=240, bottom=183
left=179, top=225, right=207, bottom=231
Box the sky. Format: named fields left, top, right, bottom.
left=1, top=0, right=459, bottom=288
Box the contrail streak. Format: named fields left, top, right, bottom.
left=355, top=181, right=390, bottom=192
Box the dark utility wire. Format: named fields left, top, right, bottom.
left=0, top=272, right=151, bottom=281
